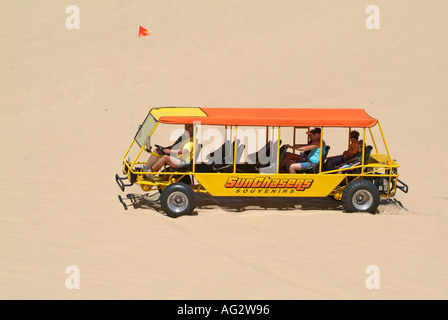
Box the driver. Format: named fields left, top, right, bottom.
left=142, top=124, right=194, bottom=174
left=285, top=128, right=324, bottom=173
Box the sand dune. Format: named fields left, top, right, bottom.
left=1, top=0, right=447, bottom=299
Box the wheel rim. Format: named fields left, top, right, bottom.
left=352, top=190, right=373, bottom=211
left=167, top=191, right=188, bottom=213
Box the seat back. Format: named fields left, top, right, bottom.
left=259, top=140, right=281, bottom=174
left=194, top=143, right=203, bottom=162
left=247, top=141, right=272, bottom=165
left=363, top=145, right=373, bottom=164
left=206, top=140, right=239, bottom=165
left=319, top=145, right=331, bottom=172
left=166, top=132, right=188, bottom=149
left=223, top=139, right=241, bottom=164
left=236, top=144, right=246, bottom=163
left=342, top=145, right=374, bottom=174
left=212, top=140, right=244, bottom=172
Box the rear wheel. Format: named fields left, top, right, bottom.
left=160, top=183, right=196, bottom=218
left=341, top=180, right=380, bottom=213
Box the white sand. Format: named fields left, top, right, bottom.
left=1, top=0, right=447, bottom=299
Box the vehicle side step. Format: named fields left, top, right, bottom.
left=397, top=179, right=409, bottom=193
left=115, top=174, right=134, bottom=191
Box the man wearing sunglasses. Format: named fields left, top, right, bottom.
left=286, top=128, right=325, bottom=173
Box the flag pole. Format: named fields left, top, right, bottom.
left=129, top=26, right=151, bottom=149
left=129, top=36, right=140, bottom=146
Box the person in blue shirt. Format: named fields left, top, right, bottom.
left=286, top=128, right=325, bottom=173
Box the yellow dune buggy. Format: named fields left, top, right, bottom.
left=116, top=107, right=408, bottom=217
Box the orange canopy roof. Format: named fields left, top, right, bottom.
left=156, top=107, right=378, bottom=128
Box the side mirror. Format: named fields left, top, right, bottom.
left=145, top=136, right=151, bottom=152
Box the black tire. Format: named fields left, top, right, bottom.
left=160, top=183, right=196, bottom=218
left=341, top=180, right=380, bottom=213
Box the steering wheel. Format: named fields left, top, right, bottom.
left=154, top=144, right=166, bottom=155
left=278, top=145, right=288, bottom=164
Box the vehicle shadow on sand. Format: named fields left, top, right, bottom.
left=199, top=194, right=342, bottom=213
left=201, top=196, right=408, bottom=214
left=118, top=192, right=408, bottom=216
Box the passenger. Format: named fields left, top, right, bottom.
left=280, top=128, right=317, bottom=169
left=142, top=124, right=194, bottom=174
left=287, top=128, right=325, bottom=173
left=336, top=140, right=364, bottom=172
left=326, top=130, right=359, bottom=171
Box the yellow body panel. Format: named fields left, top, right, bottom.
left=194, top=173, right=346, bottom=197
left=370, top=154, right=399, bottom=167
left=150, top=107, right=207, bottom=120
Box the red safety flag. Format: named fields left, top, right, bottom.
left=138, top=26, right=151, bottom=37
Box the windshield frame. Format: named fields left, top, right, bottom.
left=134, top=112, right=157, bottom=148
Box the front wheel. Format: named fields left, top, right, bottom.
left=160, top=183, right=196, bottom=218
left=341, top=180, right=380, bottom=214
